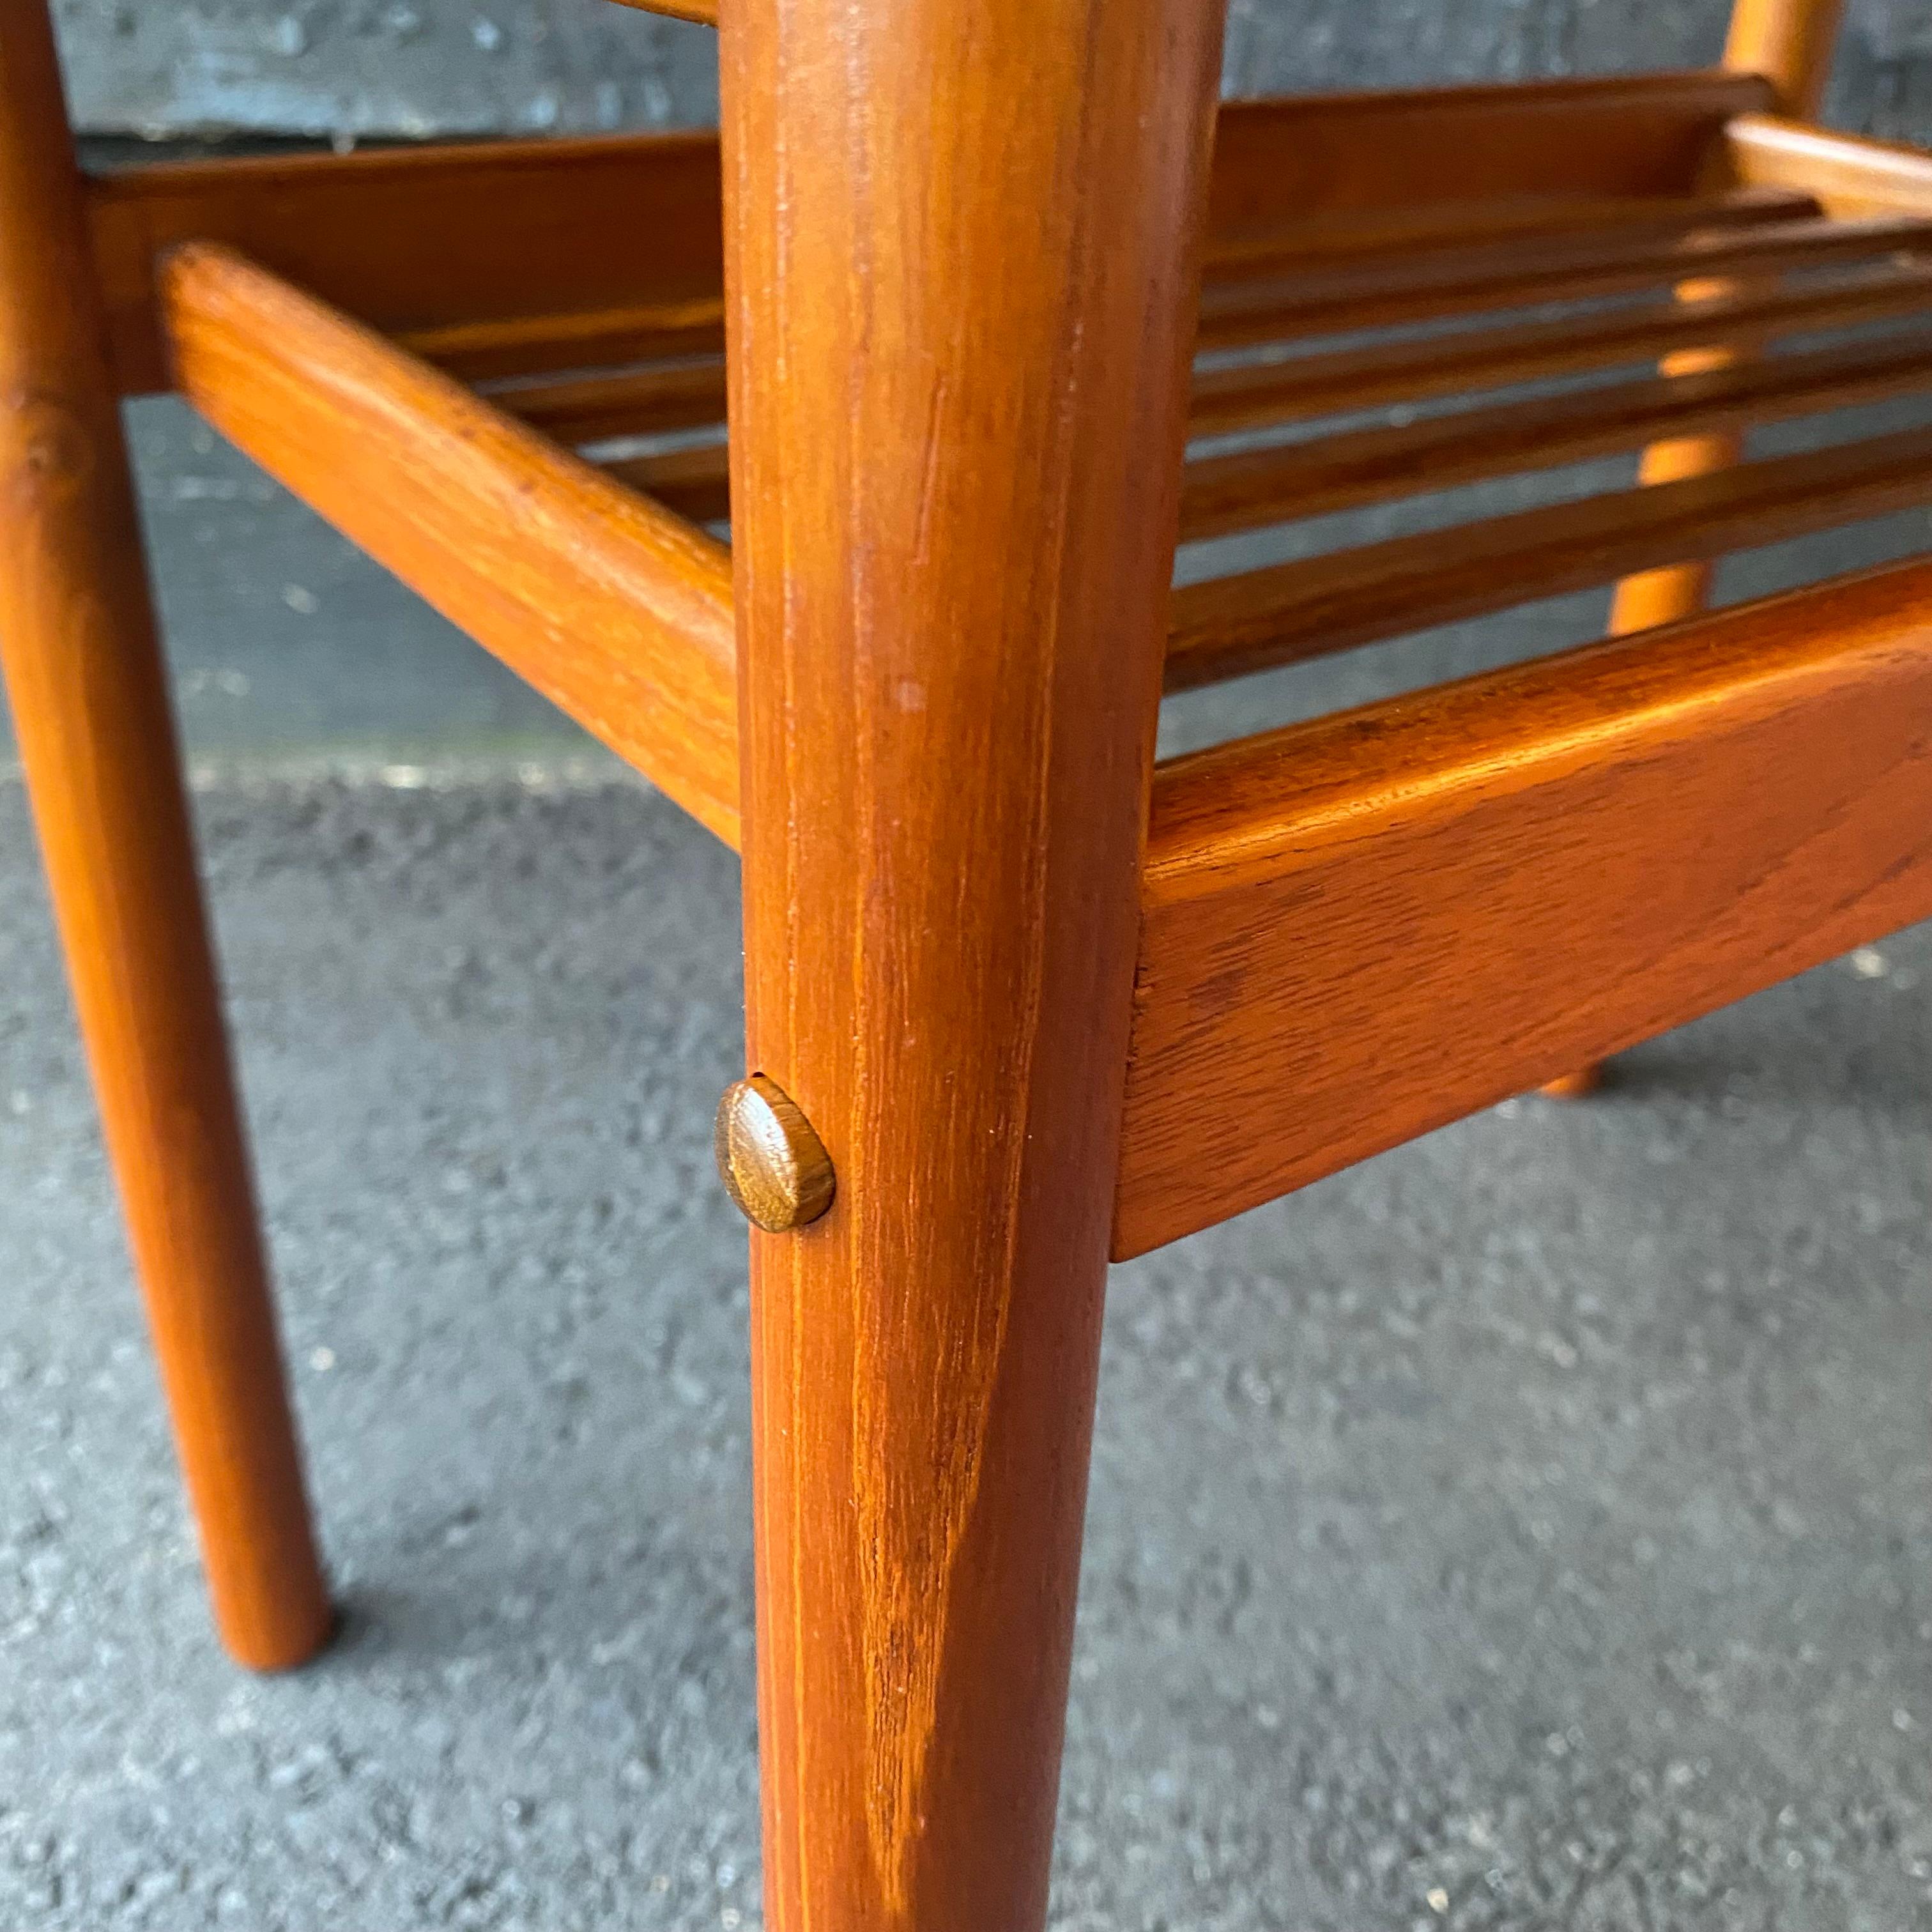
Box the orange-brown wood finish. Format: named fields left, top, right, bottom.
left=1117, top=556, right=1932, bottom=1259
left=86, top=128, right=726, bottom=392
left=163, top=244, right=740, bottom=845
left=1725, top=0, right=1846, bottom=116
left=1728, top=113, right=1932, bottom=217
left=1206, top=70, right=1775, bottom=238
left=1577, top=0, right=1851, bottom=1099
left=719, top=0, right=1222, bottom=1925
left=1166, top=419, right=1932, bottom=691
left=1607, top=0, right=1850, bottom=644
left=1186, top=263, right=1932, bottom=436
left=1178, top=327, right=1932, bottom=539
left=1194, top=210, right=1932, bottom=351
left=0, top=0, right=328, bottom=1671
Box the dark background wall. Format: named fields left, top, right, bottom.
left=47, top=0, right=1932, bottom=146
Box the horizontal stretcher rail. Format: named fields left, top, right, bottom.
left=1114, top=556, right=1932, bottom=1258
left=162, top=243, right=741, bottom=845
left=1165, top=418, right=1932, bottom=691
left=1178, top=326, right=1932, bottom=539
left=1195, top=212, right=1932, bottom=351
left=1726, top=114, right=1932, bottom=220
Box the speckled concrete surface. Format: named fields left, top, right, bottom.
left=3, top=770, right=1929, bottom=1931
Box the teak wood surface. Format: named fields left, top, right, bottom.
left=162, top=243, right=741, bottom=845
left=719, top=0, right=1222, bottom=1924
left=1167, top=420, right=1932, bottom=691
left=1117, top=556, right=1932, bottom=1259
left=0, top=0, right=328, bottom=1668
left=85, top=70, right=1773, bottom=400
left=1728, top=112, right=1932, bottom=216
left=19, top=0, right=1932, bottom=1917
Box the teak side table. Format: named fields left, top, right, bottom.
left=5, top=0, right=1931, bottom=1922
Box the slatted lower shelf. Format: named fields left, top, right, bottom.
left=500, top=185, right=1932, bottom=712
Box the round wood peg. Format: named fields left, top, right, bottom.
left=714, top=1074, right=836, bottom=1232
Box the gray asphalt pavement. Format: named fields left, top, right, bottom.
left=1, top=396, right=1930, bottom=1931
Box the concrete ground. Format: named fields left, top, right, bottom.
left=2, top=398, right=1931, bottom=1929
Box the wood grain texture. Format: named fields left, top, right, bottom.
left=0, top=0, right=328, bottom=1670
left=1179, top=327, right=1932, bottom=539
left=162, top=243, right=740, bottom=845
left=1117, top=555, right=1932, bottom=1258
left=80, top=75, right=1771, bottom=400
left=481, top=193, right=1815, bottom=457
left=600, top=440, right=730, bottom=526
left=579, top=266, right=1932, bottom=534
left=714, top=1075, right=836, bottom=1234
left=395, top=296, right=723, bottom=385
left=1206, top=70, right=1775, bottom=242
left=1195, top=209, right=1932, bottom=351
left=1187, top=262, right=1932, bottom=435
left=1204, top=183, right=1816, bottom=275
left=487, top=353, right=729, bottom=445
left=86, top=127, right=724, bottom=392
left=1166, top=418, right=1932, bottom=691
left=720, top=0, right=1222, bottom=1923
left=1728, top=114, right=1932, bottom=219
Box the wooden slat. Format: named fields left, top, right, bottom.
left=487, top=195, right=1828, bottom=451
left=1197, top=212, right=1932, bottom=351
left=1204, top=183, right=1817, bottom=280
left=88, top=128, right=726, bottom=394
left=1166, top=420, right=1932, bottom=691
left=1116, top=556, right=1932, bottom=1257
left=602, top=440, right=731, bottom=525
left=1179, top=328, right=1932, bottom=539
left=162, top=243, right=740, bottom=845
left=528, top=265, right=1932, bottom=505
left=86, top=76, right=1767, bottom=398
left=1190, top=262, right=1932, bottom=435
left=1208, top=71, right=1776, bottom=243
left=585, top=325, right=1932, bottom=535
left=486, top=353, right=729, bottom=443
left=1727, top=114, right=1932, bottom=220
left=396, top=298, right=723, bottom=385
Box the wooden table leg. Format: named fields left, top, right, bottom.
left=0, top=0, right=329, bottom=1672
left=719, top=1, right=1223, bottom=1923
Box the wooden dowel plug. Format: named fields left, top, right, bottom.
left=714, top=1075, right=835, bottom=1232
